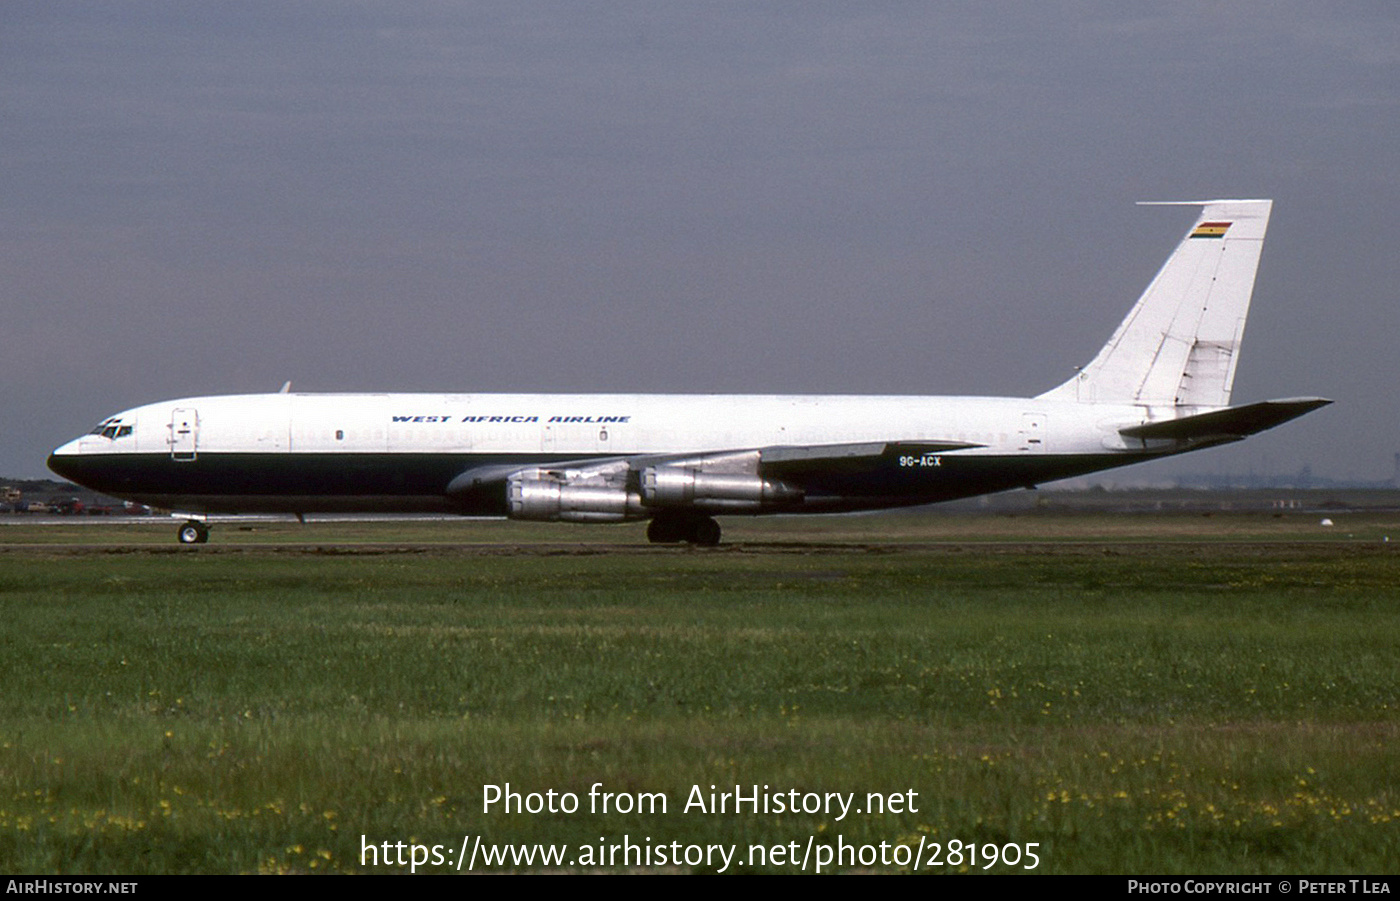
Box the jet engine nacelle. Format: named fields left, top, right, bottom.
left=640, top=466, right=802, bottom=511
left=507, top=471, right=646, bottom=523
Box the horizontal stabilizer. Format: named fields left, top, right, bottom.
left=1119, top=398, right=1331, bottom=443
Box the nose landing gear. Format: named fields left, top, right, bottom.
left=177, top=520, right=210, bottom=544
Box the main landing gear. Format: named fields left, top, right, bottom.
left=177, top=520, right=210, bottom=544
left=646, top=512, right=722, bottom=546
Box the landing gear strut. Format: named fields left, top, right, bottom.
left=646, top=513, right=721, bottom=546
left=177, top=520, right=210, bottom=545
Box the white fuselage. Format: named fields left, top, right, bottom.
left=55, top=392, right=1160, bottom=458
left=48, top=391, right=1167, bottom=517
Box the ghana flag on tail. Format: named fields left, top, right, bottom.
left=1190, top=220, right=1231, bottom=238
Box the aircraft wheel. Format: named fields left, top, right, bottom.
left=177, top=521, right=209, bottom=545
left=647, top=516, right=685, bottom=544
left=688, top=516, right=722, bottom=547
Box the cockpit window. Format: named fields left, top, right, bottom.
left=89, top=418, right=132, bottom=440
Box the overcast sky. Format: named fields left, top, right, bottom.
left=4, top=2, right=1397, bottom=483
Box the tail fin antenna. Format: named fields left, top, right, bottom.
left=1038, top=199, right=1272, bottom=408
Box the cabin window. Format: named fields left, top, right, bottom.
left=335, top=430, right=344, bottom=441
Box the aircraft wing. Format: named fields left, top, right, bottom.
left=757, top=440, right=982, bottom=477
left=445, top=439, right=983, bottom=499
left=618, top=439, right=983, bottom=480
left=445, top=457, right=633, bottom=496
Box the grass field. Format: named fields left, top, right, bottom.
left=1, top=511, right=1397, bottom=873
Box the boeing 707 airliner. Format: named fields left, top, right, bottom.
left=49, top=200, right=1329, bottom=545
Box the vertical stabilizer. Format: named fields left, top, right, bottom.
left=1039, top=199, right=1272, bottom=408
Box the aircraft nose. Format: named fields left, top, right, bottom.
left=47, top=437, right=87, bottom=482
left=48, top=452, right=75, bottom=481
